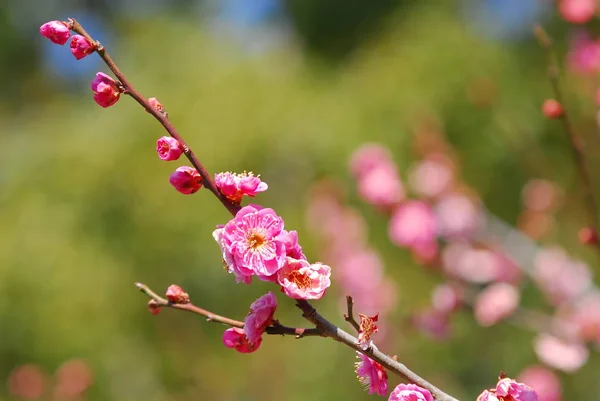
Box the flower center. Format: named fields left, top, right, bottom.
left=289, top=270, right=311, bottom=289
left=247, top=231, right=266, bottom=249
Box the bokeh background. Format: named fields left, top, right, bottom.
left=2, top=0, right=600, bottom=400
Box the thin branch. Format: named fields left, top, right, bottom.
left=296, top=300, right=460, bottom=401
left=534, top=24, right=600, bottom=254
left=136, top=283, right=321, bottom=338
left=343, top=295, right=360, bottom=332
left=68, top=18, right=241, bottom=217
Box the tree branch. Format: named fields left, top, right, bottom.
left=343, top=295, right=360, bottom=332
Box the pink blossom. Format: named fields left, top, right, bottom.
left=357, top=165, right=405, bottom=208
left=442, top=243, right=501, bottom=284
left=355, top=352, right=388, bottom=396
left=561, top=292, right=600, bottom=341
left=156, top=136, right=183, bottom=161
left=222, top=328, right=261, bottom=353
left=215, top=172, right=268, bottom=203
left=388, top=383, right=434, bottom=401
left=165, top=284, right=189, bottom=304
left=474, top=283, right=520, bottom=327
left=39, top=21, right=71, bottom=45
left=278, top=230, right=306, bottom=260
left=559, top=0, right=596, bottom=24
left=358, top=313, right=379, bottom=349
left=476, top=390, right=499, bottom=401
left=214, top=205, right=287, bottom=282
left=169, top=166, right=203, bottom=194
left=432, top=283, right=463, bottom=314
left=349, top=143, right=394, bottom=178
left=277, top=258, right=331, bottom=299
left=435, top=193, right=481, bottom=240
left=534, top=333, right=589, bottom=372
left=408, top=157, right=454, bottom=198
left=496, top=378, right=538, bottom=401
left=522, top=179, right=561, bottom=212
left=388, top=200, right=437, bottom=249
left=69, top=35, right=95, bottom=60
left=518, top=366, right=562, bottom=401
left=567, top=32, right=600, bottom=74
left=244, top=291, right=277, bottom=345
left=90, top=72, right=120, bottom=108
left=411, top=308, right=451, bottom=341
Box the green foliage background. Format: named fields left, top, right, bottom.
left=1, top=2, right=600, bottom=400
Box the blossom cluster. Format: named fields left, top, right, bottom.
left=477, top=378, right=538, bottom=401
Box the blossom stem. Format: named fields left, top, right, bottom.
left=68, top=18, right=241, bottom=217
left=343, top=295, right=360, bottom=332
left=534, top=24, right=600, bottom=256
left=135, top=282, right=320, bottom=337
left=296, top=300, right=460, bottom=401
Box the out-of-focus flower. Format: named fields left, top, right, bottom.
left=90, top=72, right=121, bottom=108
left=277, top=258, right=331, bottom=300
left=435, top=193, right=481, bottom=240
left=8, top=365, right=47, bottom=399
left=442, top=243, right=501, bottom=284
left=518, top=366, right=562, bottom=401
left=357, top=165, right=405, bottom=208
left=156, top=136, right=183, bottom=161
left=165, top=284, right=190, bottom=304
left=568, top=32, right=600, bottom=74
left=215, top=171, right=268, bottom=203
left=40, top=21, right=71, bottom=45
left=70, top=35, right=95, bottom=59
left=349, top=143, right=394, bottom=178
left=389, top=200, right=437, bottom=249
left=578, top=227, right=598, bottom=245
left=432, top=283, right=463, bottom=314
left=558, top=0, right=596, bottom=24
left=521, top=179, right=562, bottom=213
left=169, top=166, right=203, bottom=194
left=54, top=359, right=94, bottom=399
left=411, top=308, right=451, bottom=341
left=213, top=205, right=287, bottom=283
left=355, top=352, right=388, bottom=396
left=542, top=99, right=564, bottom=119
left=388, top=383, right=434, bottom=401
left=560, top=292, right=600, bottom=341
left=222, top=327, right=261, bottom=353
left=407, top=156, right=454, bottom=199
left=474, top=283, right=520, bottom=327
left=147, top=300, right=162, bottom=315
left=358, top=313, right=379, bottom=349
left=534, top=333, right=589, bottom=372
left=244, top=291, right=277, bottom=345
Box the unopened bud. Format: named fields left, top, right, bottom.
left=148, top=97, right=167, bottom=117
left=147, top=300, right=162, bottom=315
left=165, top=284, right=190, bottom=304
left=542, top=99, right=564, bottom=119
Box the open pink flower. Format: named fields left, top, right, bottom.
left=222, top=328, right=261, bottom=353
left=355, top=352, right=388, bottom=396
left=389, top=200, right=437, bottom=249
left=215, top=172, right=268, bottom=203
left=477, top=378, right=538, bottom=401
left=474, top=283, right=520, bottom=327
left=70, top=35, right=95, bottom=59
left=389, top=384, right=434, bottom=401
left=169, top=166, right=203, bottom=194
left=214, top=205, right=287, bottom=282
left=156, top=136, right=182, bottom=161
left=277, top=258, right=331, bottom=299
left=39, top=21, right=71, bottom=45
left=90, top=72, right=120, bottom=108
left=244, top=292, right=277, bottom=345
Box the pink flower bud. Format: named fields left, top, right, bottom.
left=156, top=136, right=183, bottom=161
left=147, top=300, right=162, bottom=315
left=165, top=284, right=189, bottom=304
left=69, top=35, right=95, bottom=60
left=244, top=292, right=277, bottom=345
left=90, top=72, right=120, bottom=108
left=148, top=97, right=167, bottom=116
left=222, top=327, right=261, bottom=353
left=542, top=99, right=564, bottom=119
left=39, top=21, right=71, bottom=45
left=169, top=166, right=203, bottom=194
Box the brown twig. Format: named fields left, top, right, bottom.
left=343, top=295, right=361, bottom=332
left=136, top=283, right=320, bottom=338
left=534, top=24, right=600, bottom=254
left=70, top=17, right=461, bottom=401
left=68, top=18, right=241, bottom=217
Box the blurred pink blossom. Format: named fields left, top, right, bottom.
left=389, top=200, right=437, bottom=249
left=558, top=292, right=600, bottom=341
left=567, top=32, right=600, bottom=74
left=244, top=291, right=277, bottom=345
left=474, top=283, right=520, bottom=327
left=442, top=243, right=501, bottom=284
left=8, top=364, right=47, bottom=399
left=521, top=179, right=561, bottom=213
left=432, top=283, right=463, bottom=314
left=534, top=333, right=589, bottom=372
left=54, top=359, right=94, bottom=399
left=408, top=157, right=454, bottom=198
left=518, top=365, right=562, bottom=401
left=357, top=165, right=405, bottom=208
left=435, top=193, right=481, bottom=240
left=355, top=352, right=388, bottom=396
left=559, top=0, right=596, bottom=24
left=349, top=143, right=394, bottom=178
left=411, top=308, right=451, bottom=340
